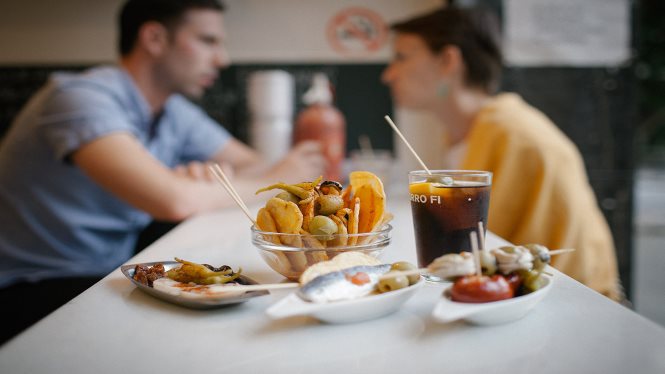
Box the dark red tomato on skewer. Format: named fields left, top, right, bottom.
left=451, top=275, right=514, bottom=303
left=504, top=273, right=523, bottom=295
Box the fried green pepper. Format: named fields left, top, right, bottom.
left=167, top=258, right=242, bottom=284
left=255, top=183, right=312, bottom=200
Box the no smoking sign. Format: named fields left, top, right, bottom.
left=326, top=7, right=388, bottom=56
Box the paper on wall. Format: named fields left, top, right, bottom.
left=504, top=0, right=630, bottom=67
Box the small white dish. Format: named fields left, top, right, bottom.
left=121, top=261, right=268, bottom=309
left=432, top=275, right=553, bottom=325
left=266, top=278, right=424, bottom=324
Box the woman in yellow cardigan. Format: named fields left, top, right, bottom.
left=382, top=5, right=620, bottom=300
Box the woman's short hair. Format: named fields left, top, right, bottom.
left=391, top=6, right=503, bottom=93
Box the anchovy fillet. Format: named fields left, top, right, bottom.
left=298, top=264, right=391, bottom=303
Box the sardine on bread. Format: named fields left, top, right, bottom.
left=299, top=252, right=381, bottom=285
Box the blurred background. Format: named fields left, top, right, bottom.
left=0, top=0, right=663, bottom=325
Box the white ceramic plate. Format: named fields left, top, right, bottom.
left=121, top=261, right=268, bottom=309
left=431, top=275, right=553, bottom=325
left=266, top=278, right=424, bottom=324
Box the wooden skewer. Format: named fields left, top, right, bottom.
left=478, top=221, right=486, bottom=252
left=384, top=115, right=431, bottom=175
left=549, top=248, right=575, bottom=256
left=210, top=163, right=246, bottom=210
left=470, top=231, right=482, bottom=276
left=215, top=282, right=299, bottom=293
left=208, top=163, right=257, bottom=226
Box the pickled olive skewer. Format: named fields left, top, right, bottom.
left=427, top=244, right=572, bottom=282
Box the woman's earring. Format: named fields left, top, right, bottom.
left=437, top=81, right=450, bottom=97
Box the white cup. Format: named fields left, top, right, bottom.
left=247, top=70, right=294, bottom=118
left=249, top=118, right=293, bottom=162
left=247, top=70, right=294, bottom=161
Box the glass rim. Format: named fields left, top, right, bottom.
left=250, top=223, right=393, bottom=238
left=408, top=170, right=492, bottom=178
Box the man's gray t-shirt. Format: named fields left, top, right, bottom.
left=0, top=66, right=231, bottom=287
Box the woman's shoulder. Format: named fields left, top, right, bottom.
left=472, top=93, right=579, bottom=160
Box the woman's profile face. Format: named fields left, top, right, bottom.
left=382, top=33, right=443, bottom=110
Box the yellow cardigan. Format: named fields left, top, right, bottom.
left=462, top=93, right=620, bottom=300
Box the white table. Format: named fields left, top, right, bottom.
left=1, top=197, right=664, bottom=374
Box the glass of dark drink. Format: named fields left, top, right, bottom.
left=408, top=170, right=492, bottom=281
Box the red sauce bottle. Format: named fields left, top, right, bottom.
left=294, top=74, right=346, bottom=181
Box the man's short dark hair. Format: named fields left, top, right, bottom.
left=118, top=0, right=225, bottom=56
left=391, top=6, right=502, bottom=94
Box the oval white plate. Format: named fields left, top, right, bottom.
left=266, top=278, right=424, bottom=324
left=432, top=275, right=553, bottom=325
left=121, top=261, right=268, bottom=309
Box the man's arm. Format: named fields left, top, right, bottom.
left=209, top=138, right=264, bottom=173
left=72, top=133, right=274, bottom=221
left=209, top=139, right=326, bottom=184
left=72, top=134, right=325, bottom=222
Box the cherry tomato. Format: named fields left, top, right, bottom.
left=504, top=272, right=523, bottom=295
left=450, top=275, right=514, bottom=303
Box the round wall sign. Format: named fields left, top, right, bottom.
left=326, top=7, right=388, bottom=57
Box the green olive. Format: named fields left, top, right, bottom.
left=309, top=215, right=338, bottom=240
left=275, top=191, right=300, bottom=204
left=390, top=261, right=420, bottom=285
left=524, top=244, right=551, bottom=272
left=499, top=245, right=517, bottom=254
left=522, top=270, right=546, bottom=293
left=377, top=271, right=409, bottom=293
left=317, top=194, right=344, bottom=215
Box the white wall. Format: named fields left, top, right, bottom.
left=0, top=0, right=442, bottom=65
left=0, top=0, right=122, bottom=65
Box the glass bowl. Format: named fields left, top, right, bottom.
left=251, top=224, right=392, bottom=281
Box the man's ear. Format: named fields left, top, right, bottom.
left=137, top=21, right=169, bottom=57
left=437, top=45, right=463, bottom=77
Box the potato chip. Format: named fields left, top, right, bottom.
left=328, top=214, right=348, bottom=247
left=298, top=198, right=316, bottom=232
left=265, top=197, right=302, bottom=235
left=285, top=252, right=308, bottom=272
left=299, top=229, right=325, bottom=249
left=347, top=197, right=360, bottom=246
left=349, top=171, right=386, bottom=233
left=341, top=185, right=352, bottom=208
left=306, top=251, right=329, bottom=265
left=265, top=197, right=308, bottom=271
left=256, top=208, right=280, bottom=245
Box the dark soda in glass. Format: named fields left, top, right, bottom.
left=408, top=172, right=491, bottom=269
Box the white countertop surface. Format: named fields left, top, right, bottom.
left=1, top=196, right=664, bottom=373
